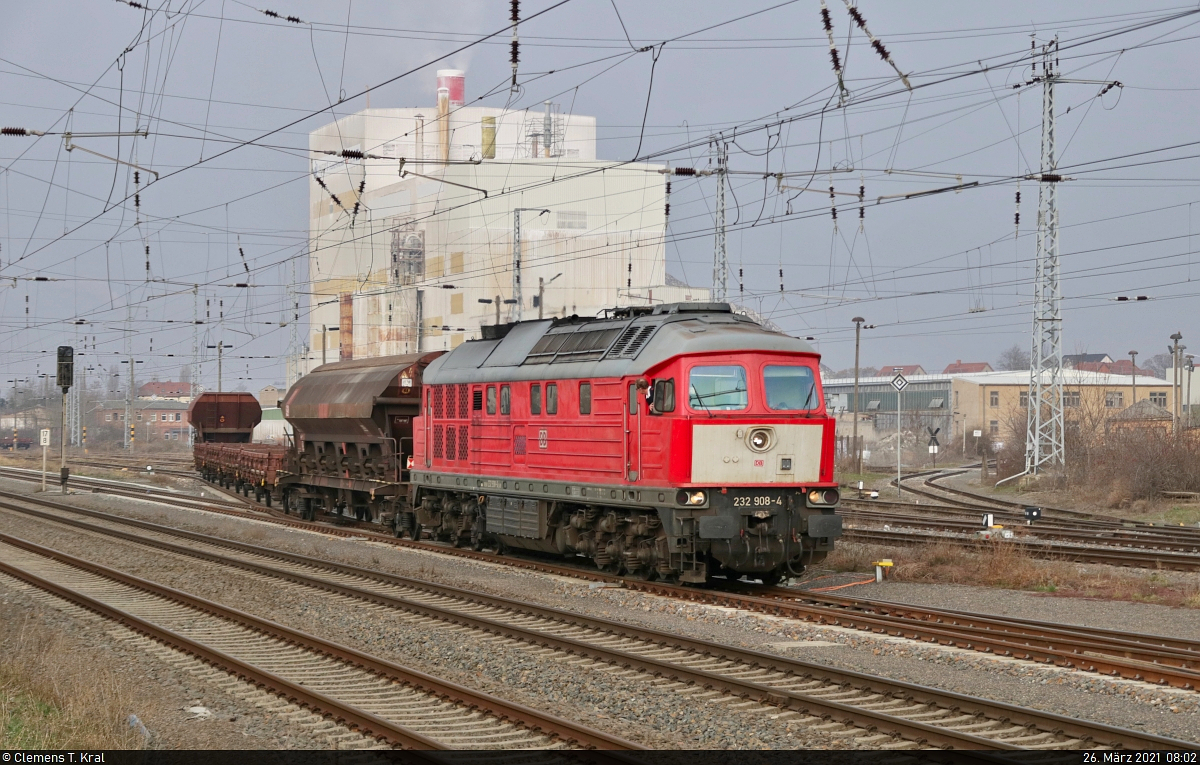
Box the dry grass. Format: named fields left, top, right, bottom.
left=0, top=613, right=144, bottom=749
left=824, top=540, right=1200, bottom=609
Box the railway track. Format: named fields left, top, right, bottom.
left=840, top=505, right=1200, bottom=554
left=0, top=530, right=638, bottom=751
left=0, top=492, right=1191, bottom=750
left=4, top=467, right=1200, bottom=686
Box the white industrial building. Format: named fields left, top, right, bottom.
left=293, top=70, right=706, bottom=379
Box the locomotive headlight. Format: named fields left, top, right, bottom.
left=676, top=490, right=707, bottom=506
left=753, top=509, right=771, bottom=519
left=807, top=488, right=840, bottom=506
left=746, top=427, right=774, bottom=452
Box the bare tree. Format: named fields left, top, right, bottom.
left=1142, top=353, right=1172, bottom=380
left=832, top=366, right=878, bottom=378
left=996, top=344, right=1030, bottom=371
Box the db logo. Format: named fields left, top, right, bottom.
left=219, top=415, right=226, bottom=423
left=538, top=429, right=549, bottom=449
left=753, top=459, right=765, bottom=467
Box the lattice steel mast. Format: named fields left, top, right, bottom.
left=713, top=140, right=728, bottom=302
left=1025, top=39, right=1064, bottom=474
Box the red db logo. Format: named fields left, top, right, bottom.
left=753, top=459, right=765, bottom=467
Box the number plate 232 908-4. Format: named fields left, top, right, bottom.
left=732, top=495, right=783, bottom=508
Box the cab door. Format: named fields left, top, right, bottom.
left=625, top=382, right=640, bottom=482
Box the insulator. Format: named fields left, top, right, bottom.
left=820, top=6, right=832, bottom=32
left=665, top=181, right=672, bottom=194
left=134, top=194, right=140, bottom=209
left=859, top=185, right=865, bottom=199
left=829, top=186, right=835, bottom=200
left=829, top=48, right=842, bottom=72
left=1015, top=191, right=1021, bottom=204
left=511, top=39, right=520, bottom=65
left=664, top=203, right=670, bottom=217
left=831, top=207, right=837, bottom=221
left=1014, top=212, right=1020, bottom=226
left=352, top=202, right=361, bottom=216
left=847, top=6, right=865, bottom=27
left=145, top=245, right=150, bottom=255
left=342, top=149, right=364, bottom=160
left=1, top=127, right=30, bottom=136
left=859, top=206, right=864, bottom=220
left=357, top=179, right=365, bottom=194
left=673, top=167, right=696, bottom=176
left=263, top=9, right=280, bottom=18
left=315, top=176, right=328, bottom=190
left=286, top=15, right=302, bottom=23
left=134, top=171, right=140, bottom=184
left=330, top=193, right=342, bottom=207
left=511, top=0, right=519, bottom=22
left=872, top=39, right=890, bottom=60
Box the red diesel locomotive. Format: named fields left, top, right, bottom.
left=408, top=302, right=841, bottom=584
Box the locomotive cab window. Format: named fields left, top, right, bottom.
left=579, top=382, right=592, bottom=415
left=546, top=383, right=558, bottom=415
left=688, top=365, right=748, bottom=411
left=500, top=385, right=511, bottom=415
left=531, top=383, right=542, bottom=415
left=763, top=365, right=817, bottom=411
left=486, top=386, right=497, bottom=415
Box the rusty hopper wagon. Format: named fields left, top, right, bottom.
left=280, top=352, right=443, bottom=522
left=189, top=392, right=287, bottom=504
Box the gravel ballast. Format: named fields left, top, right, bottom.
left=1, top=474, right=1198, bottom=745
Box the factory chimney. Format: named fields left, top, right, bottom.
left=436, top=69, right=465, bottom=107
left=437, top=87, right=450, bottom=163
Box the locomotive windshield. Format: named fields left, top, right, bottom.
left=763, top=365, right=818, bottom=411
left=688, top=365, right=748, bottom=410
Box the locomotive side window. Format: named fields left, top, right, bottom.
left=500, top=385, right=511, bottom=415
left=688, top=365, right=748, bottom=411
left=546, top=383, right=558, bottom=414
left=763, top=365, right=817, bottom=411
left=628, top=383, right=638, bottom=415
left=531, top=383, right=542, bottom=415
left=486, top=386, right=497, bottom=415
left=579, top=382, right=592, bottom=415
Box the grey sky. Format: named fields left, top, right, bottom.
left=2, top=1, right=1198, bottom=392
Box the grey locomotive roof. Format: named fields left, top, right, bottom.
left=424, top=303, right=816, bottom=385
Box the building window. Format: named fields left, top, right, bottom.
left=1150, top=391, right=1167, bottom=406
left=136, top=413, right=143, bottom=421
left=866, top=400, right=881, bottom=411
left=579, top=382, right=592, bottom=415
left=989, top=420, right=999, bottom=435
left=989, top=391, right=999, bottom=407
left=105, top=413, right=112, bottom=422
left=546, top=383, right=558, bottom=415
left=531, top=384, right=542, bottom=415
left=150, top=414, right=157, bottom=422
left=1064, top=391, right=1080, bottom=408
left=1105, top=391, right=1124, bottom=408
left=556, top=210, right=587, bottom=229
left=486, top=386, right=497, bottom=415
left=500, top=385, right=511, bottom=415
left=928, top=398, right=944, bottom=409
left=1019, top=392, right=1028, bottom=408
left=176, top=413, right=182, bottom=422
left=954, top=390, right=959, bottom=409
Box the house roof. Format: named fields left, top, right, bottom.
left=1110, top=399, right=1173, bottom=421
left=98, top=399, right=190, bottom=410
left=1064, top=353, right=1113, bottom=365
left=878, top=364, right=926, bottom=376
left=824, top=369, right=1175, bottom=388
left=942, top=360, right=993, bottom=374
left=137, top=381, right=191, bottom=397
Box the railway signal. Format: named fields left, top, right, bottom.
left=891, top=370, right=907, bottom=498
left=57, top=345, right=73, bottom=493
left=927, top=426, right=940, bottom=467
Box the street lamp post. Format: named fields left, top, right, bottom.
left=538, top=272, right=563, bottom=320
left=850, top=317, right=873, bottom=475
left=1170, top=332, right=1184, bottom=428
left=1128, top=350, right=1138, bottom=405
left=512, top=208, right=550, bottom=322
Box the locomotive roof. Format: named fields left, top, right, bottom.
left=424, top=303, right=816, bottom=385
